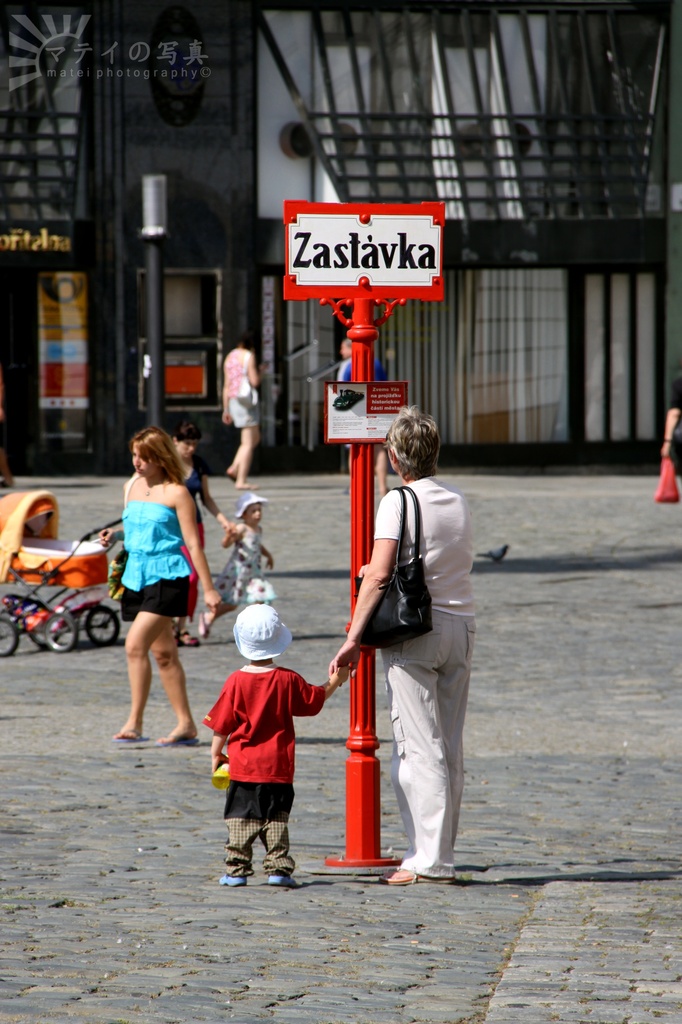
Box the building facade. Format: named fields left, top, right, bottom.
left=0, top=0, right=676, bottom=474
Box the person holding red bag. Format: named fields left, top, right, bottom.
left=660, top=374, right=682, bottom=466
left=656, top=374, right=682, bottom=502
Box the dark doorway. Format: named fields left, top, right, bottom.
left=0, top=271, right=37, bottom=475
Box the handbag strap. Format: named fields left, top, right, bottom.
left=392, top=485, right=422, bottom=567
left=403, top=486, right=422, bottom=560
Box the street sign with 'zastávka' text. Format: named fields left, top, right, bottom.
left=283, top=201, right=444, bottom=300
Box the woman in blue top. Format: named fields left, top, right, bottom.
left=100, top=426, right=221, bottom=746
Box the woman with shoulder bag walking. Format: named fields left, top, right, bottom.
left=222, top=330, right=261, bottom=490
left=329, top=406, right=476, bottom=885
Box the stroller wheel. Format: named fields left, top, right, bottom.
left=42, top=609, right=78, bottom=653
left=85, top=605, right=120, bottom=646
left=0, top=613, right=19, bottom=657
left=28, top=626, right=47, bottom=647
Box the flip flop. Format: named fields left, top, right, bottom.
left=113, top=732, right=149, bottom=743
left=177, top=631, right=200, bottom=647
left=155, top=736, right=200, bottom=747
left=380, top=869, right=418, bottom=885
left=380, top=869, right=457, bottom=885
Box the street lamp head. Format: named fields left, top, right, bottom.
left=141, top=174, right=168, bottom=238
left=140, top=225, right=166, bottom=240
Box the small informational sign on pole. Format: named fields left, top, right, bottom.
left=324, top=380, right=409, bottom=443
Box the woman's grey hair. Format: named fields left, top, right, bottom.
left=385, top=406, right=440, bottom=480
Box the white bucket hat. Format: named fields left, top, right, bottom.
left=233, top=605, right=292, bottom=661
left=235, top=491, right=268, bottom=519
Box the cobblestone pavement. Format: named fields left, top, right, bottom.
left=1, top=470, right=681, bottom=1024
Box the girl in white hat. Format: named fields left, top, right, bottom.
left=198, top=491, right=275, bottom=639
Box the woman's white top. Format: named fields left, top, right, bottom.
left=374, top=477, right=474, bottom=616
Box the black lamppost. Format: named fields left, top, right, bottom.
left=141, top=174, right=167, bottom=427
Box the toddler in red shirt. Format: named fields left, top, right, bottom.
left=203, top=604, right=348, bottom=888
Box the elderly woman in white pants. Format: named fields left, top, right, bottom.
left=329, top=405, right=475, bottom=885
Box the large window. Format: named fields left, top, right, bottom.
left=282, top=266, right=659, bottom=448
left=259, top=4, right=667, bottom=220
left=584, top=272, right=656, bottom=441
left=380, top=269, right=569, bottom=444
left=283, top=269, right=569, bottom=446
left=0, top=6, right=89, bottom=223
left=137, top=271, right=222, bottom=410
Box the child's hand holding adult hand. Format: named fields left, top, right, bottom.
left=222, top=523, right=244, bottom=548
left=223, top=521, right=239, bottom=544
left=324, top=663, right=351, bottom=700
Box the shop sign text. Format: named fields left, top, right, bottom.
left=0, top=227, right=72, bottom=253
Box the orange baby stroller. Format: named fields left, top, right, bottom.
left=0, top=490, right=119, bottom=656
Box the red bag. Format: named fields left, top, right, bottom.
left=654, top=456, right=679, bottom=503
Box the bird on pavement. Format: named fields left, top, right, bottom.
left=476, top=544, right=509, bottom=562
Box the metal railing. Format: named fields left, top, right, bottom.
left=260, top=4, right=667, bottom=221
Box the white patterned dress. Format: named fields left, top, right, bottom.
left=214, top=527, right=276, bottom=607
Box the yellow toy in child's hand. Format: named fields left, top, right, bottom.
left=212, top=764, right=231, bottom=789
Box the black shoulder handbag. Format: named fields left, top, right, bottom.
left=360, top=486, right=433, bottom=649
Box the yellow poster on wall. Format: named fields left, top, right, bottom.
left=38, top=272, right=89, bottom=410
left=37, top=272, right=89, bottom=450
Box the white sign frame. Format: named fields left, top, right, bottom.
left=283, top=201, right=444, bottom=300
left=324, top=381, right=409, bottom=443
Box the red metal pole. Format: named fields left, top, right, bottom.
left=326, top=295, right=400, bottom=869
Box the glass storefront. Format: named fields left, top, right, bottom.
left=284, top=266, right=659, bottom=448
left=261, top=3, right=667, bottom=456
